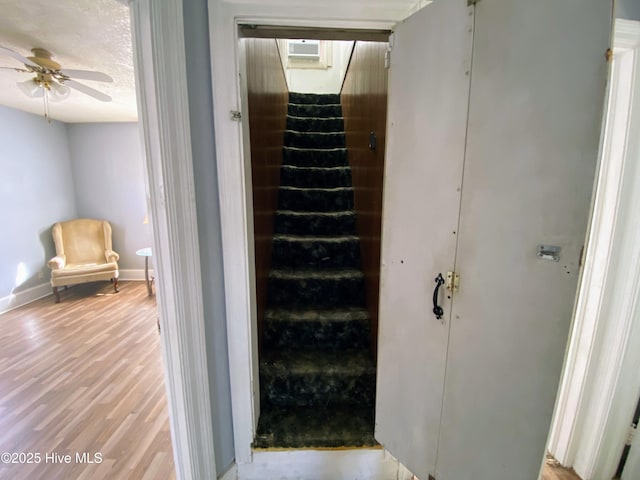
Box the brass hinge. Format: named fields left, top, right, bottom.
left=446, top=271, right=460, bottom=292
left=230, top=110, right=242, bottom=122
left=606, top=48, right=613, bottom=63
left=626, top=423, right=637, bottom=446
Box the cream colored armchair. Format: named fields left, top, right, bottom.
left=48, top=219, right=120, bottom=303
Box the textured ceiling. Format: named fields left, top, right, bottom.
left=0, top=0, right=136, bottom=123
left=0, top=0, right=424, bottom=124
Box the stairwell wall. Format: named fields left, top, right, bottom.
left=244, top=38, right=290, bottom=349
left=341, top=41, right=388, bottom=357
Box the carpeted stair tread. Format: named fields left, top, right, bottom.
left=254, top=404, right=376, bottom=449
left=274, top=210, right=357, bottom=236
left=278, top=186, right=354, bottom=212
left=262, top=349, right=375, bottom=375
left=271, top=234, right=360, bottom=269
left=268, top=269, right=365, bottom=308
left=280, top=165, right=352, bottom=188
left=265, top=307, right=370, bottom=322
left=286, top=115, right=344, bottom=133
left=283, top=147, right=348, bottom=167
left=263, top=308, right=370, bottom=350
left=272, top=233, right=359, bottom=242
left=288, top=103, right=342, bottom=118
left=260, top=349, right=376, bottom=407
left=284, top=130, right=346, bottom=149
left=289, top=92, right=341, bottom=105
left=269, top=268, right=364, bottom=280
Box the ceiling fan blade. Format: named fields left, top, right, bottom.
left=59, top=69, right=113, bottom=82
left=65, top=79, right=112, bottom=102
left=0, top=46, right=39, bottom=68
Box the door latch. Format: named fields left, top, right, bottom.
left=446, top=271, right=460, bottom=292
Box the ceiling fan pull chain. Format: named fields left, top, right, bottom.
left=43, top=89, right=51, bottom=124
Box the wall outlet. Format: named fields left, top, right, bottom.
left=37, top=271, right=44, bottom=279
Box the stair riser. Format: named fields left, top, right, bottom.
left=254, top=405, right=376, bottom=449
left=285, top=131, right=346, bottom=149
left=268, top=275, right=365, bottom=308
left=274, top=212, right=357, bottom=236
left=260, top=372, right=376, bottom=407
left=289, top=93, right=340, bottom=105
left=282, top=147, right=348, bottom=168
left=288, top=104, right=342, bottom=118
left=286, top=116, right=344, bottom=133
left=278, top=188, right=354, bottom=212
left=271, top=238, right=361, bottom=269
left=280, top=166, right=352, bottom=188
left=263, top=319, right=369, bottom=350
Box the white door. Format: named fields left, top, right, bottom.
left=435, top=0, right=610, bottom=478
left=376, top=1, right=611, bottom=479
left=375, top=1, right=474, bottom=478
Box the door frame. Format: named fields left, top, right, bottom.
left=207, top=2, right=398, bottom=464
left=129, top=0, right=218, bottom=478
left=546, top=18, right=640, bottom=480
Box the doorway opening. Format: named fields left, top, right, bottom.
left=240, top=28, right=389, bottom=449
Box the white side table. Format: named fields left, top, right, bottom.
left=136, top=247, right=154, bottom=296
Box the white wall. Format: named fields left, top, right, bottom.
left=67, top=123, right=151, bottom=270
left=279, top=40, right=354, bottom=93
left=0, top=106, right=77, bottom=302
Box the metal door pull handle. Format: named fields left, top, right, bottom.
left=433, top=273, right=445, bottom=320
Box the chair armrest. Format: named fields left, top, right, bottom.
left=48, top=255, right=66, bottom=270
left=105, top=250, right=120, bottom=263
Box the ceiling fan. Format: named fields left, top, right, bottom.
left=0, top=46, right=113, bottom=119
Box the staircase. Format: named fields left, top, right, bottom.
left=255, top=92, right=377, bottom=449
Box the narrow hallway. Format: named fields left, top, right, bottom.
left=255, top=92, right=376, bottom=448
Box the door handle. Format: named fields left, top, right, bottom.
left=433, top=273, right=445, bottom=320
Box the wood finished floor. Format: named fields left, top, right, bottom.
left=541, top=455, right=582, bottom=480
left=0, top=282, right=175, bottom=480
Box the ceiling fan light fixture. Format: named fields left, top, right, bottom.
left=49, top=81, right=70, bottom=102
left=16, top=78, right=43, bottom=98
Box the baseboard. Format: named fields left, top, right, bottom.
left=119, top=269, right=154, bottom=281
left=0, top=282, right=51, bottom=315
left=0, top=272, right=153, bottom=314
left=219, top=463, right=238, bottom=480
left=236, top=449, right=415, bottom=480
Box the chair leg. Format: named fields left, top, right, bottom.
left=53, top=286, right=60, bottom=303
left=113, top=278, right=119, bottom=293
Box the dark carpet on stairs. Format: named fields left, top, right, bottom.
left=255, top=92, right=377, bottom=449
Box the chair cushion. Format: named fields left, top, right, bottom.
left=51, top=262, right=118, bottom=279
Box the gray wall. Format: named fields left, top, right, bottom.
left=183, top=0, right=235, bottom=474
left=0, top=106, right=150, bottom=304
left=0, top=106, right=76, bottom=299
left=67, top=123, right=151, bottom=270
left=616, top=0, right=640, bottom=21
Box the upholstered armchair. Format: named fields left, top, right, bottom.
left=48, top=219, right=120, bottom=303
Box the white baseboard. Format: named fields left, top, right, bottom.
left=119, top=269, right=154, bottom=281
left=219, top=463, right=238, bottom=480
left=0, top=271, right=153, bottom=314
left=236, top=449, right=415, bottom=480
left=0, top=282, right=51, bottom=315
